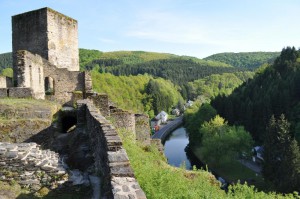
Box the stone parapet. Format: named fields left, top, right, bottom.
left=80, top=100, right=147, bottom=199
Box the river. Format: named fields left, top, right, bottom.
left=163, top=126, right=205, bottom=170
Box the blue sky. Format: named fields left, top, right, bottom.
left=0, top=0, right=299, bottom=58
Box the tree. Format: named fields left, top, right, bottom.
left=1, top=67, right=13, bottom=77
left=263, top=114, right=300, bottom=193
left=200, top=115, right=253, bottom=167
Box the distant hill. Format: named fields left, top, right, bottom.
left=79, top=49, right=243, bottom=86
left=204, top=52, right=280, bottom=70
left=0, top=52, right=12, bottom=70
left=0, top=49, right=247, bottom=86
left=79, top=49, right=232, bottom=69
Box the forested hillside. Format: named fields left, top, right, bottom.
left=0, top=52, right=12, bottom=70
left=204, top=52, right=280, bottom=69
left=91, top=71, right=183, bottom=116
left=80, top=49, right=241, bottom=86
left=104, top=58, right=243, bottom=86
left=211, top=47, right=300, bottom=143
left=186, top=71, right=254, bottom=100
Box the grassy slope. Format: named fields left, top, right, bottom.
left=119, top=130, right=297, bottom=199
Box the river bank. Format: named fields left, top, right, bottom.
left=163, top=125, right=266, bottom=190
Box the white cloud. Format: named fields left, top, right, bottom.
left=97, top=37, right=117, bottom=44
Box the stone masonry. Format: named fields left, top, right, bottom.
left=0, top=7, right=87, bottom=105
left=12, top=7, right=79, bottom=72
left=77, top=99, right=147, bottom=199
left=0, top=142, right=68, bottom=191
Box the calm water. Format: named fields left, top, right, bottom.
left=163, top=127, right=193, bottom=169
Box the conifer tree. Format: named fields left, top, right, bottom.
left=263, top=114, right=300, bottom=192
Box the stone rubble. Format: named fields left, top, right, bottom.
left=0, top=142, right=68, bottom=191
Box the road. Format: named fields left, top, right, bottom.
left=151, top=116, right=183, bottom=140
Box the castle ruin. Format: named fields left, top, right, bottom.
left=0, top=7, right=90, bottom=106
left=0, top=7, right=149, bottom=199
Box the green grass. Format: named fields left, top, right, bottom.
left=0, top=98, right=61, bottom=120
left=119, top=129, right=299, bottom=198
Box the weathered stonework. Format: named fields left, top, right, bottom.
left=135, top=114, right=151, bottom=145
left=110, top=108, right=136, bottom=135
left=8, top=87, right=32, bottom=98
left=0, top=142, right=68, bottom=191
left=0, top=88, right=8, bottom=98
left=12, top=7, right=79, bottom=72
left=0, top=76, right=12, bottom=88
left=88, top=93, right=110, bottom=117
left=1, top=8, right=88, bottom=105
left=78, top=99, right=147, bottom=199
left=0, top=7, right=150, bottom=198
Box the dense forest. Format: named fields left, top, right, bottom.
left=204, top=52, right=279, bottom=70
left=209, top=47, right=300, bottom=192
left=79, top=49, right=242, bottom=86
left=211, top=47, right=300, bottom=143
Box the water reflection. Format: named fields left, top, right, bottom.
left=163, top=127, right=191, bottom=169
left=163, top=126, right=206, bottom=170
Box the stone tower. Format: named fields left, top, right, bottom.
left=12, top=7, right=79, bottom=73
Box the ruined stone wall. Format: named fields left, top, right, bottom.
left=0, top=142, right=68, bottom=192
left=43, top=62, right=84, bottom=106
left=47, top=8, right=79, bottom=71
left=0, top=76, right=6, bottom=88
left=14, top=50, right=45, bottom=99
left=0, top=76, right=12, bottom=88
left=78, top=99, right=146, bottom=199
left=0, top=88, right=33, bottom=98
left=135, top=114, right=151, bottom=145
left=0, top=88, right=7, bottom=98
left=13, top=50, right=84, bottom=105
left=88, top=93, right=110, bottom=117
left=12, top=7, right=79, bottom=73
left=8, top=87, right=33, bottom=98
left=110, top=107, right=136, bottom=134
left=12, top=8, right=48, bottom=82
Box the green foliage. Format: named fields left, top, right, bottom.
left=187, top=72, right=254, bottom=100
left=204, top=52, right=280, bottom=69
left=118, top=129, right=226, bottom=199
left=1, top=67, right=13, bottom=77
left=119, top=129, right=298, bottom=198
left=91, top=72, right=183, bottom=116
left=0, top=52, right=12, bottom=70
left=184, top=103, right=217, bottom=146
left=263, top=115, right=300, bottom=193
left=106, top=58, right=243, bottom=86
left=200, top=116, right=254, bottom=167
left=212, top=47, right=300, bottom=142
left=146, top=78, right=184, bottom=114
left=79, top=49, right=244, bottom=87
left=91, top=71, right=151, bottom=113
left=79, top=48, right=103, bottom=70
